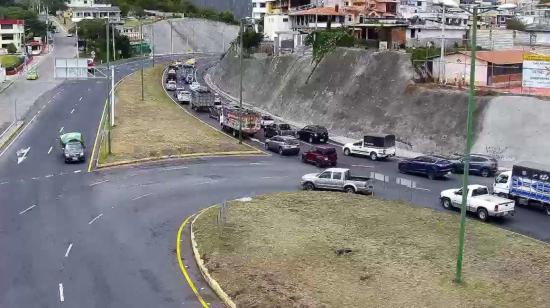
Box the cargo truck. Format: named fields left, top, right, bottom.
left=493, top=161, right=550, bottom=216
left=190, top=86, right=214, bottom=111
left=219, top=105, right=261, bottom=138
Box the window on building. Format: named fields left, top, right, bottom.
left=1, top=24, right=14, bottom=30
left=1, top=34, right=14, bottom=40
left=347, top=15, right=352, bottom=22
left=252, top=3, right=256, bottom=7
left=410, top=29, right=416, bottom=38
left=283, top=18, right=288, bottom=22
left=417, top=1, right=422, bottom=6
left=260, top=3, right=266, bottom=7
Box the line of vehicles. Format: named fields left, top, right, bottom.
left=164, top=59, right=550, bottom=219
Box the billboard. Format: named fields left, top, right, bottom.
left=522, top=54, right=550, bottom=88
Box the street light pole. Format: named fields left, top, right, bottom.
left=112, top=23, right=116, bottom=61
left=152, top=23, right=155, bottom=67
left=440, top=5, right=446, bottom=83
left=140, top=18, right=144, bottom=101
left=238, top=19, right=244, bottom=144
left=106, top=21, right=110, bottom=68
left=75, top=22, right=79, bottom=60
left=455, top=6, right=478, bottom=284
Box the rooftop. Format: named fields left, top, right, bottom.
left=0, top=19, right=25, bottom=25
left=289, top=7, right=345, bottom=16
left=71, top=6, right=121, bottom=12
left=458, top=50, right=534, bottom=65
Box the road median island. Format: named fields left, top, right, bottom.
left=192, top=192, right=550, bottom=307
left=97, top=65, right=259, bottom=166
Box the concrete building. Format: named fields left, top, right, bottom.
left=70, top=6, right=121, bottom=22
left=0, top=20, right=25, bottom=53
left=406, top=23, right=466, bottom=47
left=252, top=0, right=270, bottom=19
left=264, top=14, right=292, bottom=40
left=432, top=50, right=531, bottom=87
left=289, top=6, right=346, bottom=32
left=65, top=0, right=102, bottom=7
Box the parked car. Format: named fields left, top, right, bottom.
left=190, top=82, right=201, bottom=91
left=398, top=155, right=453, bottom=180
left=297, top=125, right=329, bottom=143
left=260, top=115, right=275, bottom=128
left=302, top=146, right=337, bottom=167
left=301, top=168, right=373, bottom=194
left=176, top=90, right=191, bottom=103
left=343, top=134, right=396, bottom=161
left=493, top=162, right=550, bottom=216
left=440, top=185, right=515, bottom=221
left=264, top=135, right=300, bottom=155
left=165, top=80, right=177, bottom=91
left=451, top=154, right=498, bottom=177
left=264, top=123, right=296, bottom=138
left=173, top=60, right=183, bottom=68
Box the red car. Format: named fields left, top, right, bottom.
left=301, top=146, right=337, bottom=167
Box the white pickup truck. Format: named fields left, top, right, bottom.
left=440, top=185, right=515, bottom=221
left=343, top=134, right=396, bottom=161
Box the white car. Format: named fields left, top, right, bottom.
left=165, top=80, right=177, bottom=91
left=440, top=185, right=515, bottom=221
left=177, top=90, right=191, bottom=103
left=174, top=60, right=183, bottom=67
left=343, top=134, right=396, bottom=161
left=260, top=115, right=275, bottom=128
left=190, top=82, right=201, bottom=91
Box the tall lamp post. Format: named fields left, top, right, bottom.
left=451, top=2, right=517, bottom=284
left=238, top=17, right=255, bottom=144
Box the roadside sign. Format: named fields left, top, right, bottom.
left=522, top=54, right=550, bottom=88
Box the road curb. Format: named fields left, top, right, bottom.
left=190, top=206, right=237, bottom=308
left=0, top=80, right=14, bottom=94
left=96, top=150, right=265, bottom=169
left=0, top=121, right=24, bottom=151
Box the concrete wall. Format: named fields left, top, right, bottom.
left=210, top=48, right=489, bottom=155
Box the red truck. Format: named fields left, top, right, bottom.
left=219, top=105, right=261, bottom=138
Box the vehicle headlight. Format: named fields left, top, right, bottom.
left=324, top=157, right=329, bottom=160
left=314, top=133, right=318, bottom=137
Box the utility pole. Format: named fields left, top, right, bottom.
left=106, top=21, right=110, bottom=68
left=75, top=22, right=79, bottom=60
left=111, top=66, right=115, bottom=126
left=439, top=5, right=446, bottom=83
left=238, top=19, right=244, bottom=144
left=106, top=20, right=112, bottom=154
left=112, top=23, right=116, bottom=61
left=140, top=18, right=144, bottom=101
left=455, top=6, right=478, bottom=285
left=169, top=19, right=173, bottom=60
left=151, top=22, right=155, bottom=66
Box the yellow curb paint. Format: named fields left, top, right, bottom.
left=176, top=214, right=209, bottom=307
left=88, top=99, right=108, bottom=172
left=191, top=206, right=237, bottom=308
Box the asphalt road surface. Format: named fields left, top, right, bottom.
left=1, top=52, right=549, bottom=307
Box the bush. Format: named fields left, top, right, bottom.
left=506, top=17, right=526, bottom=31
left=0, top=55, right=23, bottom=70
left=238, top=28, right=263, bottom=50
left=6, top=43, right=17, bottom=54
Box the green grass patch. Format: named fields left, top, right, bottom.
left=0, top=55, right=23, bottom=70
left=194, top=192, right=550, bottom=307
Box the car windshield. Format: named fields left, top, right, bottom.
left=262, top=116, right=273, bottom=120
left=279, top=124, right=291, bottom=130
left=66, top=142, right=82, bottom=151
left=284, top=138, right=299, bottom=145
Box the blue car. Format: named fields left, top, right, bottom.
left=398, top=155, right=453, bottom=180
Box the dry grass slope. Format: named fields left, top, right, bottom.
left=194, top=192, right=550, bottom=308
left=102, top=65, right=253, bottom=164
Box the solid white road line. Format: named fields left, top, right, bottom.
left=59, top=127, right=64, bottom=133
left=414, top=187, right=431, bottom=192
left=89, top=179, right=109, bottom=187
left=131, top=193, right=152, bottom=201
left=47, top=146, right=53, bottom=154
left=162, top=166, right=188, bottom=171
left=64, top=243, right=73, bottom=258
left=58, top=283, right=64, bottom=302
left=70, top=108, right=75, bottom=114
left=352, top=164, right=374, bottom=168
left=88, top=213, right=103, bottom=225
left=19, top=204, right=37, bottom=215
left=73, top=170, right=82, bottom=173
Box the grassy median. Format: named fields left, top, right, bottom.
left=98, top=65, right=256, bottom=165
left=193, top=192, right=550, bottom=308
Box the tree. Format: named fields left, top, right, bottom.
left=239, top=27, right=263, bottom=50
left=506, top=17, right=526, bottom=31
left=6, top=43, right=17, bottom=54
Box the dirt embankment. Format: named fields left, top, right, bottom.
left=211, top=48, right=489, bottom=155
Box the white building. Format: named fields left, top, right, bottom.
left=0, top=19, right=25, bottom=53
left=71, top=6, right=121, bottom=22
left=252, top=0, right=269, bottom=19
left=264, top=14, right=291, bottom=40
left=65, top=0, right=111, bottom=8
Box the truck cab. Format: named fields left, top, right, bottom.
left=440, top=185, right=515, bottom=221
left=493, top=171, right=512, bottom=198
left=343, top=134, right=396, bottom=161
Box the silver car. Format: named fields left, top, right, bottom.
left=264, top=136, right=300, bottom=155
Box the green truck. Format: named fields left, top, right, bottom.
left=60, top=132, right=85, bottom=163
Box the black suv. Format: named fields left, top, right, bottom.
left=264, top=123, right=296, bottom=138
left=297, top=125, right=329, bottom=143
left=452, top=154, right=498, bottom=177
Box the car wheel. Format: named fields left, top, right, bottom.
left=308, top=136, right=313, bottom=143
left=398, top=164, right=406, bottom=174
left=264, top=143, right=269, bottom=150
left=303, top=182, right=315, bottom=191
left=480, top=168, right=490, bottom=177
left=427, top=170, right=436, bottom=180
left=441, top=198, right=452, bottom=209
left=343, top=148, right=351, bottom=156
left=477, top=208, right=489, bottom=221
left=370, top=152, right=378, bottom=161
left=315, top=160, right=323, bottom=168
left=545, top=205, right=550, bottom=216
left=278, top=147, right=284, bottom=155
left=344, top=186, right=356, bottom=194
